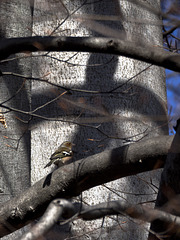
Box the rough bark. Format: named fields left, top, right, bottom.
left=0, top=135, right=172, bottom=237
left=30, top=1, right=168, bottom=239
left=0, top=1, right=32, bottom=239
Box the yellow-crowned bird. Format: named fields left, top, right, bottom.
left=44, top=141, right=73, bottom=168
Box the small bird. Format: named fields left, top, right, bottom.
left=44, top=141, right=73, bottom=168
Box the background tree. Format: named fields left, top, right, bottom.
left=0, top=1, right=32, bottom=239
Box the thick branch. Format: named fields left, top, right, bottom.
left=20, top=199, right=180, bottom=240
left=149, top=120, right=180, bottom=240
left=20, top=198, right=180, bottom=240
left=79, top=199, right=180, bottom=233
left=0, top=36, right=180, bottom=72
left=19, top=199, right=75, bottom=240
left=0, top=135, right=173, bottom=237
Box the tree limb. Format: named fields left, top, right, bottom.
left=149, top=120, right=180, bottom=240
left=0, top=135, right=173, bottom=237
left=19, top=197, right=180, bottom=240
left=78, top=199, right=180, bottom=232
left=19, top=199, right=75, bottom=240
left=0, top=36, right=180, bottom=72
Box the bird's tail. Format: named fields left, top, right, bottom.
left=44, top=161, right=52, bottom=168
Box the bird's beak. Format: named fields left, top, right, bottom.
left=71, top=143, right=75, bottom=146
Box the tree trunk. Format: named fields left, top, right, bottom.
left=0, top=1, right=32, bottom=239
left=31, top=0, right=168, bottom=239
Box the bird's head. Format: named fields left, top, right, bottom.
left=60, top=141, right=74, bottom=150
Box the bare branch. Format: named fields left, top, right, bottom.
left=0, top=36, right=180, bottom=72
left=163, top=25, right=179, bottom=37
left=0, top=135, right=173, bottom=237
left=1, top=65, right=150, bottom=95
left=19, top=199, right=75, bottom=240
left=78, top=199, right=180, bottom=232
left=19, top=197, right=180, bottom=240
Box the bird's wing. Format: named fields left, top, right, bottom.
left=62, top=150, right=72, bottom=156
left=50, top=149, right=72, bottom=160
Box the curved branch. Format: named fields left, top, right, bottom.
left=0, top=36, right=180, bottom=72
left=19, top=199, right=75, bottom=240
left=19, top=197, right=180, bottom=240
left=78, top=199, right=180, bottom=233
left=0, top=135, right=173, bottom=237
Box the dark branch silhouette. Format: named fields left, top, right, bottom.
left=0, top=36, right=180, bottom=72
left=19, top=199, right=75, bottom=240
left=19, top=197, right=180, bottom=240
